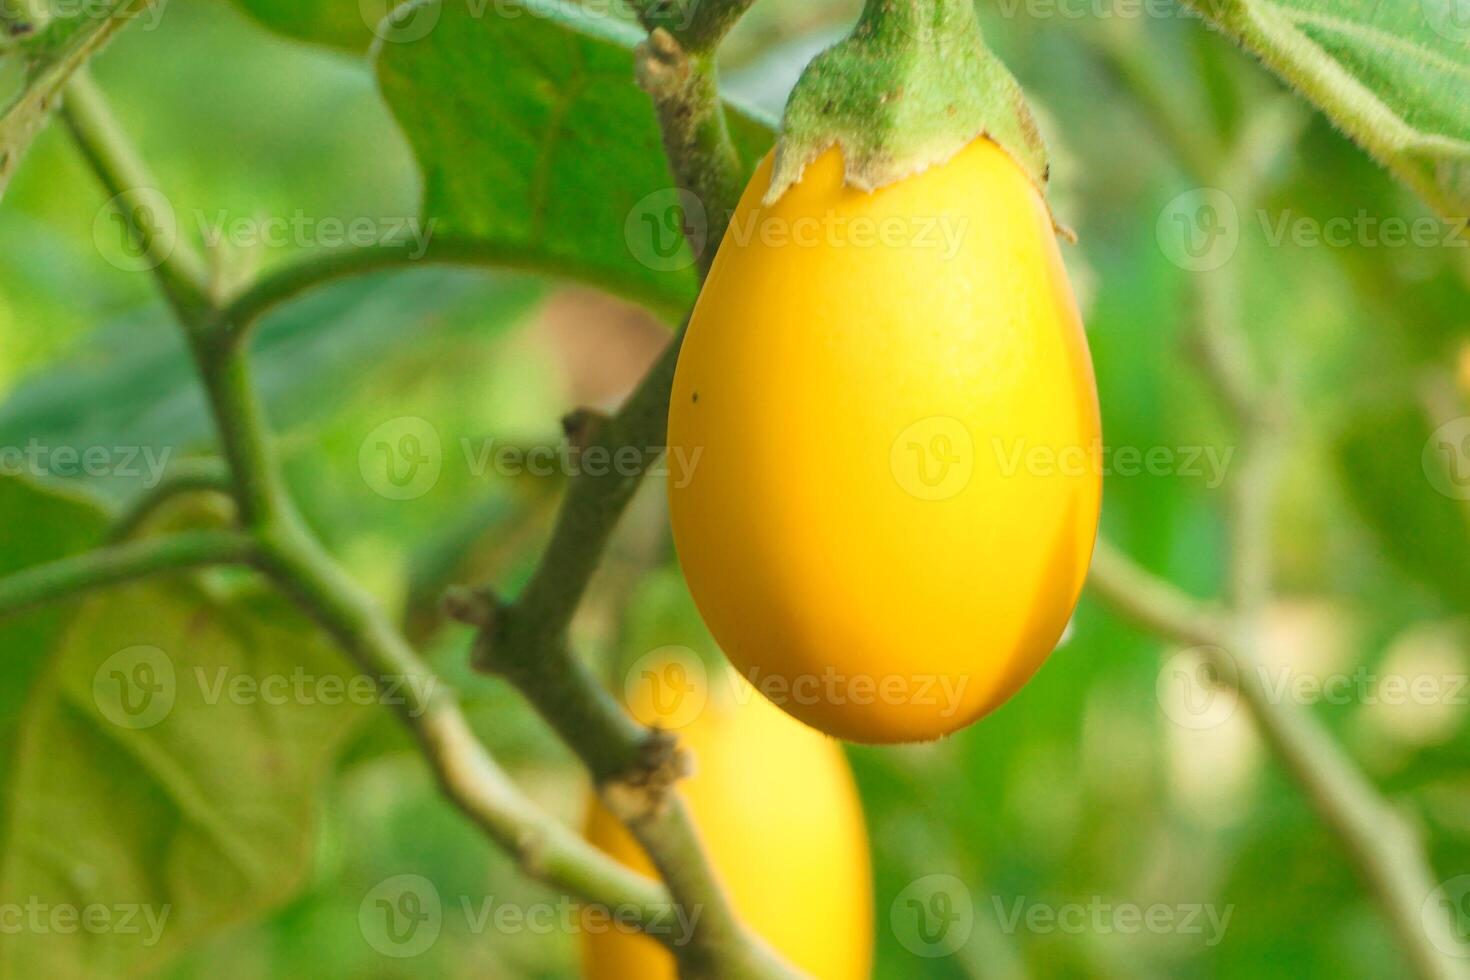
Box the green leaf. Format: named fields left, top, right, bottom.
left=0, top=268, right=540, bottom=500
left=0, top=476, right=108, bottom=826
left=222, top=0, right=370, bottom=53
left=1336, top=402, right=1470, bottom=610
left=1182, top=0, right=1470, bottom=220
left=374, top=0, right=775, bottom=318
left=0, top=0, right=151, bottom=197
left=0, top=546, right=372, bottom=976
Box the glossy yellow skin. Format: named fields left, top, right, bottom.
left=668, top=138, right=1102, bottom=743
left=581, top=665, right=872, bottom=979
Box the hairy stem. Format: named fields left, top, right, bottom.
left=1176, top=0, right=1470, bottom=223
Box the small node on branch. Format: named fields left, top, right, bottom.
left=442, top=584, right=500, bottom=629
left=600, top=728, right=695, bottom=824
left=515, top=825, right=550, bottom=879
left=561, top=408, right=611, bottom=451
left=634, top=27, right=689, bottom=103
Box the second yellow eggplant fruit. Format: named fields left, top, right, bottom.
left=581, top=659, right=873, bottom=978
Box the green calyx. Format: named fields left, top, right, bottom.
left=766, top=0, right=1049, bottom=204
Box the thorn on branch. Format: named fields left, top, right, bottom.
left=600, top=728, right=694, bottom=824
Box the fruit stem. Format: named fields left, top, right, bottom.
left=856, top=0, right=981, bottom=42
left=767, top=0, right=1050, bottom=204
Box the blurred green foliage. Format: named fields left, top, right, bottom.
left=0, top=0, right=1468, bottom=978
